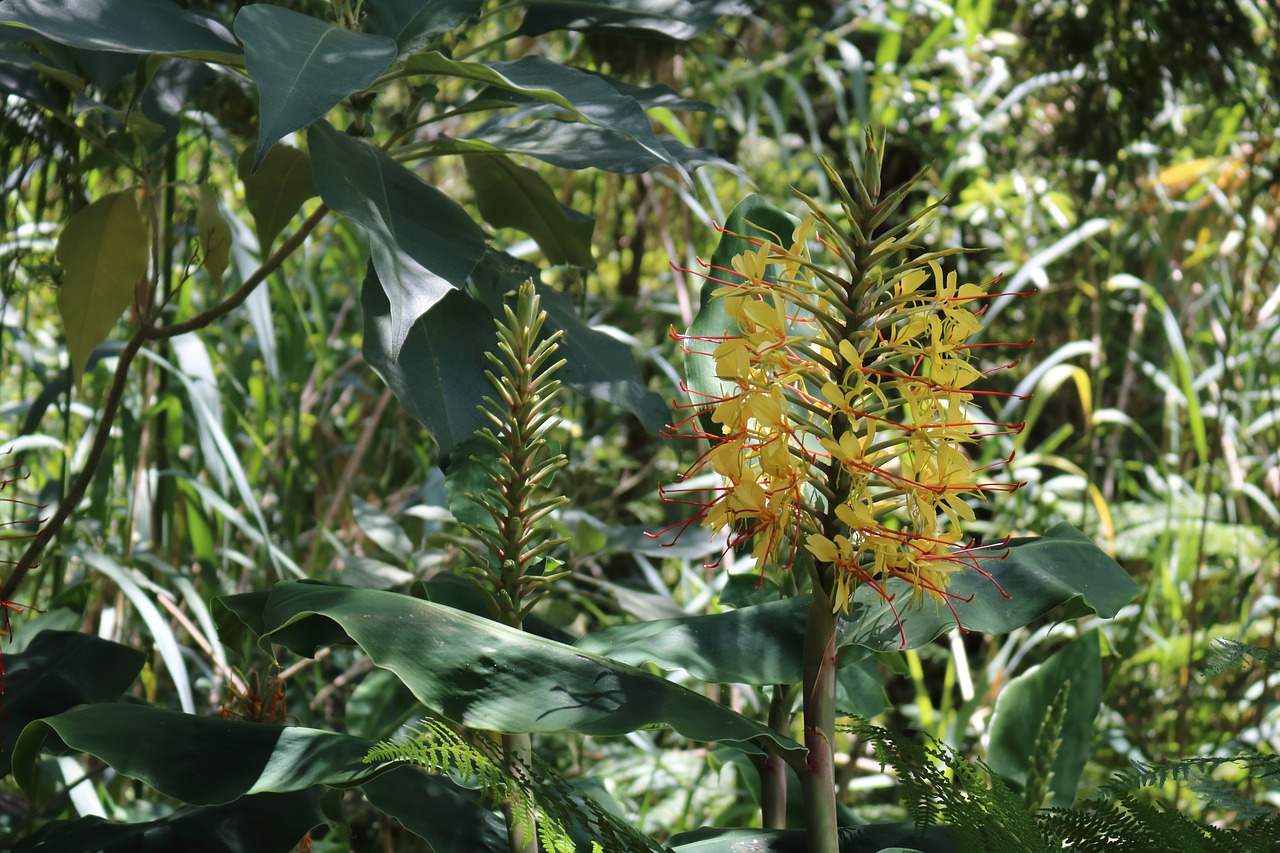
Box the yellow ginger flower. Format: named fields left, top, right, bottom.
left=659, top=194, right=1033, bottom=640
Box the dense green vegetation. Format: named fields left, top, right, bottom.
left=1, top=0, right=1277, bottom=850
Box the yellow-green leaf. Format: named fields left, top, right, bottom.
left=55, top=191, right=149, bottom=383
left=196, top=184, right=231, bottom=290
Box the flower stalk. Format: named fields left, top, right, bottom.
left=660, top=132, right=1031, bottom=847
left=454, top=280, right=569, bottom=853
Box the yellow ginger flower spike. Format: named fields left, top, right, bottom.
left=659, top=171, right=1033, bottom=639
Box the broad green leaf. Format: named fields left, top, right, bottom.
left=469, top=255, right=670, bottom=434
left=195, top=184, right=231, bottom=289
left=13, top=791, right=324, bottom=853
left=361, top=767, right=508, bottom=851
left=403, top=52, right=676, bottom=172
left=55, top=190, right=148, bottom=383
left=683, top=194, right=798, bottom=430
left=235, top=5, right=396, bottom=171
left=986, top=630, right=1103, bottom=808
left=238, top=144, right=317, bottom=254
left=0, top=0, right=241, bottom=63
left=14, top=703, right=385, bottom=803
left=517, top=0, right=757, bottom=41
left=581, top=525, right=1136, bottom=685
left=462, top=153, right=596, bottom=269
left=364, top=0, right=482, bottom=54
left=0, top=630, right=145, bottom=776
left=310, top=120, right=485, bottom=359
left=360, top=264, right=493, bottom=460
left=461, top=123, right=731, bottom=174
left=218, top=580, right=805, bottom=759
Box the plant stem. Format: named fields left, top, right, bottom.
left=800, top=574, right=840, bottom=853
left=758, top=683, right=793, bottom=829
left=502, top=731, right=538, bottom=853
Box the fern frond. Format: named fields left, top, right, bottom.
left=1202, top=638, right=1280, bottom=676
left=365, top=717, right=660, bottom=853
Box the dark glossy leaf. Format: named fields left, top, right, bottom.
left=235, top=5, right=396, bottom=170
left=579, top=525, right=1135, bottom=688
left=238, top=144, right=317, bottom=254
left=463, top=153, right=596, bottom=268
left=0, top=0, right=241, bottom=62
left=364, top=0, right=482, bottom=54
left=458, top=122, right=730, bottom=174
left=361, top=766, right=508, bottom=851
left=405, top=51, right=676, bottom=171
left=0, top=630, right=145, bottom=776
left=224, top=580, right=804, bottom=758
left=13, top=791, right=324, bottom=853
left=139, top=56, right=218, bottom=144
left=311, top=120, right=485, bottom=359
left=987, top=630, right=1102, bottom=807
left=14, top=704, right=384, bottom=804
left=470, top=263, right=670, bottom=434
left=360, top=264, right=493, bottom=460
left=517, top=0, right=757, bottom=41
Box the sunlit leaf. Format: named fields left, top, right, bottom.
left=463, top=153, right=595, bottom=268
left=235, top=5, right=396, bottom=171
left=237, top=144, right=317, bottom=254
left=195, top=184, right=231, bottom=289
left=214, top=581, right=806, bottom=759
left=54, top=190, right=148, bottom=383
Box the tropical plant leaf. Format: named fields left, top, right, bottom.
left=238, top=144, right=317, bottom=254
left=462, top=153, right=596, bottom=268
left=364, top=0, right=483, bottom=55
left=213, top=580, right=806, bottom=759
left=986, top=630, right=1103, bottom=808
left=581, top=524, right=1137, bottom=681
left=0, top=630, right=146, bottom=776
left=195, top=184, right=231, bottom=288
left=310, top=119, right=485, bottom=359
left=517, top=0, right=757, bottom=41
left=12, top=791, right=324, bottom=853
left=360, top=264, right=494, bottom=460
left=54, top=190, right=148, bottom=383
left=13, top=703, right=386, bottom=803
left=235, top=5, right=396, bottom=170
left=403, top=51, right=677, bottom=171
left=451, top=122, right=728, bottom=174
left=0, top=0, right=241, bottom=62
left=361, top=766, right=509, bottom=851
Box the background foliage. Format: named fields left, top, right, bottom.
left=1, top=0, right=1277, bottom=849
